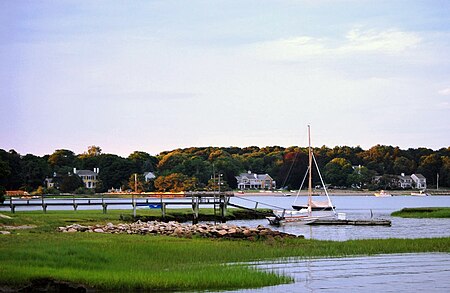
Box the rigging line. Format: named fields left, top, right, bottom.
left=293, top=166, right=309, bottom=205
left=280, top=149, right=300, bottom=190
left=312, top=152, right=337, bottom=215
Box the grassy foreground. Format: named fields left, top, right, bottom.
left=392, top=207, right=450, bottom=218
left=1, top=210, right=450, bottom=291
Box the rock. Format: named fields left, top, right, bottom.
left=217, top=230, right=228, bottom=236
left=228, top=228, right=236, bottom=234
left=0, top=231, right=11, bottom=235
left=56, top=220, right=298, bottom=240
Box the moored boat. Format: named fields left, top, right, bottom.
left=267, top=125, right=336, bottom=225
left=411, top=190, right=430, bottom=196
left=374, top=190, right=392, bottom=197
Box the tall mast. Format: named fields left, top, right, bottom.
left=308, top=125, right=312, bottom=215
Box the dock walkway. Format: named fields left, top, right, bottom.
left=307, top=219, right=391, bottom=226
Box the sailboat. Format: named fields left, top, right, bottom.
left=267, top=125, right=336, bottom=225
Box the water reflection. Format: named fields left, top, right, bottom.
left=228, top=195, right=450, bottom=241
left=230, top=253, right=450, bottom=293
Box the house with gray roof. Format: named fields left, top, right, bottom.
left=235, top=171, right=276, bottom=190
left=144, top=172, right=156, bottom=182
left=74, top=168, right=99, bottom=189
left=411, top=173, right=427, bottom=189
left=397, top=173, right=413, bottom=189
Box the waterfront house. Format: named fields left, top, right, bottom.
left=235, top=171, right=276, bottom=190
left=144, top=171, right=156, bottom=182
left=74, top=168, right=99, bottom=189
left=44, top=177, right=55, bottom=189
left=373, top=173, right=427, bottom=190
left=396, top=173, right=413, bottom=189
left=411, top=173, right=427, bottom=189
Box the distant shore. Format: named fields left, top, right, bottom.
left=237, top=190, right=450, bottom=196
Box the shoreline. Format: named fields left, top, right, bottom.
left=236, top=190, right=450, bottom=196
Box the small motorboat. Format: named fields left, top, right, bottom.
left=374, top=190, right=392, bottom=197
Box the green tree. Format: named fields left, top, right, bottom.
left=58, top=174, right=84, bottom=193
left=128, top=151, right=158, bottom=173
left=20, top=154, right=51, bottom=190
left=0, top=149, right=22, bottom=189
left=439, top=156, right=450, bottom=187
left=393, top=156, right=416, bottom=175
left=94, top=154, right=135, bottom=192
left=347, top=166, right=376, bottom=188
left=417, top=154, right=442, bottom=186
left=48, top=149, right=76, bottom=167
left=323, top=158, right=353, bottom=187
left=0, top=186, right=5, bottom=204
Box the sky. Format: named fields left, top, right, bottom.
left=1, top=0, right=449, bottom=157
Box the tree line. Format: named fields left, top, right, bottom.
left=0, top=145, right=449, bottom=197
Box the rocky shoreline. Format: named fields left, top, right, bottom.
left=58, top=220, right=301, bottom=240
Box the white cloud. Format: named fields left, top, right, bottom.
left=438, top=88, right=450, bottom=96
left=342, top=28, right=421, bottom=53
left=247, top=27, right=421, bottom=61
left=252, top=36, right=327, bottom=60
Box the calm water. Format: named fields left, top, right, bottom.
left=228, top=195, right=450, bottom=240
left=227, top=253, right=450, bottom=293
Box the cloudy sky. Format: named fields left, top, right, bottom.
left=1, top=0, right=449, bottom=156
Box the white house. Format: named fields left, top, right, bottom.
left=411, top=173, right=427, bottom=189
left=144, top=172, right=156, bottom=182
left=235, top=171, right=276, bottom=190
left=74, top=168, right=99, bottom=189
left=397, top=173, right=413, bottom=189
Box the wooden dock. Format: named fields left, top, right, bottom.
left=0, top=192, right=236, bottom=224
left=307, top=219, right=391, bottom=226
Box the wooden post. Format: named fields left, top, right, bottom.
left=103, top=203, right=107, bottom=214
left=192, top=196, right=199, bottom=224
left=161, top=203, right=166, bottom=220
left=11, top=204, right=15, bottom=214
left=220, top=195, right=226, bottom=223
left=133, top=174, right=137, bottom=218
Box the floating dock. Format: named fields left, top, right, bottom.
left=307, top=219, right=391, bottom=226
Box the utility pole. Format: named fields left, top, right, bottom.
left=133, top=173, right=137, bottom=217
left=437, top=173, right=439, bottom=190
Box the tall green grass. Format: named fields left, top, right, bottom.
left=1, top=233, right=449, bottom=291
left=1, top=209, right=450, bottom=291
left=392, top=207, right=450, bottom=218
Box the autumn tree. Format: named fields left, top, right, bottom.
left=128, top=174, right=149, bottom=193
left=154, top=173, right=199, bottom=192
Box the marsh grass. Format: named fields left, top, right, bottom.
left=392, top=207, right=450, bottom=218
left=1, top=210, right=450, bottom=291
